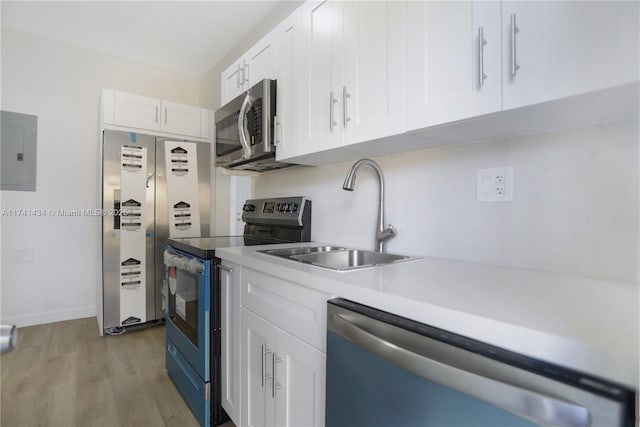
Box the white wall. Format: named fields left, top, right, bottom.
left=1, top=29, right=201, bottom=327
left=253, top=119, right=639, bottom=283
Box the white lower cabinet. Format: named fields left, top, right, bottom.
left=274, top=327, right=325, bottom=427
left=219, top=262, right=329, bottom=427
left=242, top=308, right=277, bottom=427
left=242, top=308, right=325, bottom=427
left=220, top=262, right=241, bottom=426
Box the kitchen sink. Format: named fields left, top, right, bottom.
left=260, top=246, right=346, bottom=258
left=258, top=246, right=418, bottom=271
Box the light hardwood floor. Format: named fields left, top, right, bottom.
left=1, top=317, right=235, bottom=427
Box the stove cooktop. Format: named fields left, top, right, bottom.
left=168, top=235, right=289, bottom=259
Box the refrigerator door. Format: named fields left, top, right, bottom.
left=102, top=130, right=156, bottom=331
left=155, top=138, right=210, bottom=318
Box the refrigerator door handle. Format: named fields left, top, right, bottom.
left=145, top=172, right=155, bottom=188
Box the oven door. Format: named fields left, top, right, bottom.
left=164, top=248, right=210, bottom=381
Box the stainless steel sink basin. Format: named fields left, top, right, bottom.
left=258, top=246, right=418, bottom=271
left=260, top=246, right=346, bottom=258
left=292, top=250, right=411, bottom=271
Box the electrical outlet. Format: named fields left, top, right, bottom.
left=477, top=167, right=513, bottom=202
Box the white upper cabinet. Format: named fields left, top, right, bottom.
left=219, top=0, right=639, bottom=166
left=407, top=0, right=639, bottom=133
left=220, top=34, right=278, bottom=106
left=105, top=90, right=209, bottom=139
left=301, top=0, right=344, bottom=155
left=244, top=33, right=277, bottom=87
left=160, top=100, right=204, bottom=137
left=221, top=57, right=246, bottom=106
left=406, top=1, right=501, bottom=131
left=113, top=91, right=161, bottom=131
left=274, top=7, right=304, bottom=161
left=342, top=1, right=406, bottom=145
left=300, top=0, right=406, bottom=156
left=502, top=1, right=639, bottom=110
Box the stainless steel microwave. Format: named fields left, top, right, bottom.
left=215, top=79, right=292, bottom=172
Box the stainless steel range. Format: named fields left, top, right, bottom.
left=164, top=197, right=311, bottom=426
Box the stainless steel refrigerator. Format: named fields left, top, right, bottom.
left=100, top=129, right=210, bottom=335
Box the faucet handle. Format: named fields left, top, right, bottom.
left=387, top=224, right=397, bottom=237
left=379, top=224, right=397, bottom=241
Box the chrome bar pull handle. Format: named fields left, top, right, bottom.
left=236, top=64, right=241, bottom=88
left=510, top=14, right=520, bottom=77
left=329, top=92, right=338, bottom=131
left=478, top=27, right=487, bottom=87
left=155, top=106, right=158, bottom=123
left=272, top=352, right=282, bottom=398
left=342, top=86, right=351, bottom=126
left=260, top=344, right=272, bottom=387
left=274, top=115, right=281, bottom=146
left=243, top=61, right=250, bottom=86
left=218, top=264, right=235, bottom=273
left=164, top=107, right=167, bottom=125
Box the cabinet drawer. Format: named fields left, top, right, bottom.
left=241, top=268, right=330, bottom=352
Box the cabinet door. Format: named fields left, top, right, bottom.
left=220, top=262, right=241, bottom=426
left=241, top=308, right=277, bottom=427
left=113, top=91, right=161, bottom=131
left=502, top=1, right=639, bottom=110
left=275, top=7, right=303, bottom=161
left=221, top=58, right=246, bottom=105
left=406, top=1, right=501, bottom=132
left=274, top=330, right=326, bottom=427
left=342, top=1, right=407, bottom=145
left=245, top=33, right=277, bottom=87
left=160, top=101, right=202, bottom=137
left=241, top=268, right=330, bottom=352
left=200, top=109, right=210, bottom=140
left=301, top=0, right=344, bottom=155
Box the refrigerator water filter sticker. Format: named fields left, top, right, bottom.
left=119, top=145, right=147, bottom=325
left=165, top=141, right=201, bottom=238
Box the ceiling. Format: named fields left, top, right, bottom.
left=1, top=1, right=281, bottom=77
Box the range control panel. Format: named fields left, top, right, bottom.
left=242, top=197, right=310, bottom=226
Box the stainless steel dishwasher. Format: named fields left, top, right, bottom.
left=326, top=299, right=635, bottom=427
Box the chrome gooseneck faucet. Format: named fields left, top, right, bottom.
left=342, top=159, right=397, bottom=253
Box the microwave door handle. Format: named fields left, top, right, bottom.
left=332, top=313, right=590, bottom=427
left=237, top=91, right=254, bottom=160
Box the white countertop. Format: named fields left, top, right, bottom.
left=217, top=242, right=639, bottom=389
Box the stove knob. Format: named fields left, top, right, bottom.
left=290, top=203, right=298, bottom=213
left=243, top=203, right=255, bottom=212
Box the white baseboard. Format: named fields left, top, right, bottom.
left=2, top=305, right=96, bottom=328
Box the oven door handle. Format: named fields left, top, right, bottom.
left=332, top=313, right=590, bottom=427
left=237, top=91, right=254, bottom=160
